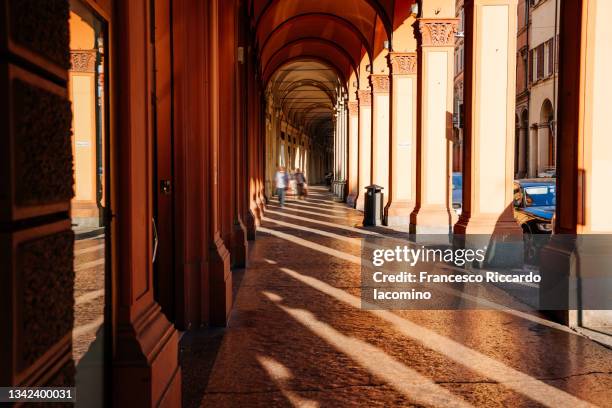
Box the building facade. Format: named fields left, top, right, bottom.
left=453, top=0, right=465, bottom=173
left=515, top=0, right=530, bottom=178
left=526, top=0, right=560, bottom=178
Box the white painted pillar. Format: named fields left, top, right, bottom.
left=454, top=0, right=521, bottom=235
left=537, top=123, right=549, bottom=175
left=410, top=17, right=458, bottom=234
left=386, top=52, right=418, bottom=226
left=347, top=101, right=359, bottom=207
left=370, top=74, right=390, bottom=208
left=518, top=125, right=527, bottom=177
left=355, top=90, right=372, bottom=211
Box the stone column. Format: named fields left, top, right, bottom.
left=540, top=0, right=612, bottom=326
left=454, top=0, right=521, bottom=235
left=410, top=18, right=458, bottom=234
left=537, top=123, right=549, bottom=175
left=347, top=101, right=360, bottom=207
left=528, top=124, right=538, bottom=177
left=370, top=74, right=390, bottom=208
left=517, top=125, right=527, bottom=177
left=333, top=114, right=339, bottom=194
left=355, top=90, right=372, bottom=211
left=386, top=52, right=418, bottom=226
left=339, top=99, right=348, bottom=200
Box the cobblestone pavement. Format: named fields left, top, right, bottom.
left=73, top=232, right=105, bottom=362
left=183, top=186, right=612, bottom=408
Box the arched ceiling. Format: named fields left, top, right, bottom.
left=253, top=0, right=392, bottom=45
left=260, top=15, right=367, bottom=74
left=269, top=60, right=340, bottom=145
left=262, top=40, right=355, bottom=84
left=253, top=0, right=403, bottom=85
left=253, top=0, right=417, bottom=85
left=256, top=1, right=417, bottom=148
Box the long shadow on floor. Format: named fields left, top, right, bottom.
left=180, top=267, right=247, bottom=408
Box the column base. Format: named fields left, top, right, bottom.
left=539, top=235, right=612, bottom=327
left=230, top=218, right=247, bottom=268
left=346, top=192, right=358, bottom=208
left=453, top=213, right=522, bottom=235
left=245, top=209, right=257, bottom=241
left=453, top=213, right=523, bottom=268
left=209, top=234, right=232, bottom=326
left=409, top=205, right=456, bottom=234
left=384, top=201, right=414, bottom=226
left=255, top=195, right=265, bottom=217
left=355, top=193, right=365, bottom=211
left=539, top=235, right=574, bottom=325
left=251, top=199, right=262, bottom=225
left=114, top=303, right=181, bottom=407
left=333, top=181, right=346, bottom=202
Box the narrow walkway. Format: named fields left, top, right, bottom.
left=183, top=186, right=612, bottom=407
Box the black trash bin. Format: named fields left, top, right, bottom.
left=363, top=184, right=384, bottom=226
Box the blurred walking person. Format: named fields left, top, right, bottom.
left=274, top=166, right=289, bottom=207
left=294, top=168, right=307, bottom=200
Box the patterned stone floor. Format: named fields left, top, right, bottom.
left=73, top=231, right=105, bottom=362
left=182, top=186, right=612, bottom=408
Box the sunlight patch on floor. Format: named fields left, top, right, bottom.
left=263, top=291, right=475, bottom=408
left=257, top=355, right=320, bottom=408
left=276, top=267, right=596, bottom=408
left=264, top=209, right=381, bottom=236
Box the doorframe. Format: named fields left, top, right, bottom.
left=71, top=0, right=116, bottom=404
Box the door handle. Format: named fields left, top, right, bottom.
left=152, top=217, right=159, bottom=264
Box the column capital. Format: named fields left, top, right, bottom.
left=357, top=89, right=371, bottom=106
left=417, top=18, right=459, bottom=47
left=388, top=52, right=417, bottom=75
left=348, top=101, right=358, bottom=115
left=369, top=74, right=390, bottom=94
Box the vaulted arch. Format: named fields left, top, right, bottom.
left=252, top=0, right=392, bottom=43
left=260, top=13, right=373, bottom=62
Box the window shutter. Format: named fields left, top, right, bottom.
left=537, top=44, right=545, bottom=79
left=555, top=35, right=560, bottom=73
left=548, top=39, right=554, bottom=76
left=529, top=49, right=534, bottom=83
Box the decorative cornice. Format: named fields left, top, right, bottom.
left=388, top=52, right=417, bottom=75
left=369, top=74, right=390, bottom=93
left=348, top=101, right=358, bottom=115
left=418, top=18, right=459, bottom=47
left=70, top=50, right=96, bottom=73
left=357, top=90, right=371, bottom=106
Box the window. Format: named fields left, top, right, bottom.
left=523, top=53, right=528, bottom=90
left=529, top=49, right=534, bottom=83
left=548, top=38, right=554, bottom=76
left=537, top=44, right=544, bottom=79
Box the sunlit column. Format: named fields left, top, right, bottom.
left=333, top=113, right=339, bottom=194
left=454, top=0, right=521, bottom=235
left=347, top=101, right=359, bottom=207
left=517, top=125, right=527, bottom=177
left=386, top=52, right=417, bottom=226
left=355, top=90, right=372, bottom=211
left=540, top=0, right=612, bottom=327
left=409, top=17, right=458, bottom=234
left=339, top=98, right=348, bottom=200
left=537, top=123, right=549, bottom=175
left=369, top=74, right=390, bottom=208
left=528, top=124, right=538, bottom=177
left=567, top=0, right=612, bottom=232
